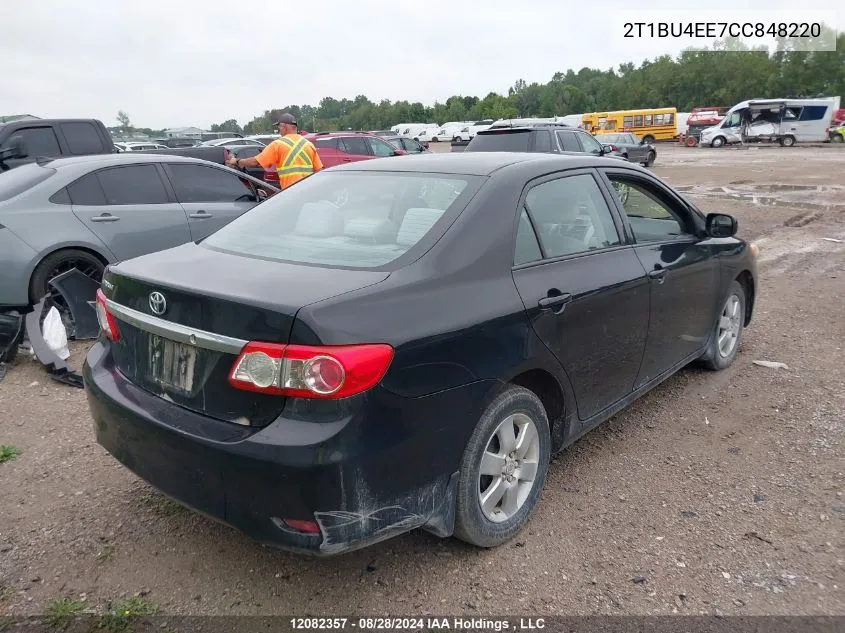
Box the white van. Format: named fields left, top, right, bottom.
left=400, top=123, right=439, bottom=140
left=454, top=120, right=495, bottom=142
left=700, top=97, right=841, bottom=147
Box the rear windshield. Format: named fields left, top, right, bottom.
left=0, top=163, right=57, bottom=202
left=467, top=130, right=530, bottom=152
left=201, top=171, right=482, bottom=269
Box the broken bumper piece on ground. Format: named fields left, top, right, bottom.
left=24, top=296, right=84, bottom=388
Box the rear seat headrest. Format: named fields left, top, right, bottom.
left=396, top=207, right=445, bottom=247
left=343, top=217, right=397, bottom=243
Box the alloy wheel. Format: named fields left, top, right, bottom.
left=477, top=413, right=541, bottom=523
left=718, top=294, right=742, bottom=358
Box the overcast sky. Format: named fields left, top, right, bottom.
left=4, top=1, right=841, bottom=129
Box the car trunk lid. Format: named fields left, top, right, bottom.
left=102, top=242, right=389, bottom=426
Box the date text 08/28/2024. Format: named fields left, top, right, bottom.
left=289, top=618, right=546, bottom=631
left=623, top=21, right=823, bottom=39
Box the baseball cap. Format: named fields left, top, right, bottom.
left=274, top=113, right=297, bottom=126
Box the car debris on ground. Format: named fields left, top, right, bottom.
left=1, top=267, right=100, bottom=388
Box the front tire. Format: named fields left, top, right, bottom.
left=781, top=135, right=796, bottom=147
left=699, top=280, right=746, bottom=371
left=711, top=136, right=726, bottom=148
left=454, top=386, right=551, bottom=548
left=643, top=150, right=656, bottom=166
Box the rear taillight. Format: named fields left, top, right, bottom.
left=228, top=342, right=393, bottom=399
left=95, top=289, right=120, bottom=342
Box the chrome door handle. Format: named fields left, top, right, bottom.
left=90, top=214, right=120, bottom=222
left=189, top=212, right=213, bottom=219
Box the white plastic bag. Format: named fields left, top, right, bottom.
left=42, top=307, right=70, bottom=360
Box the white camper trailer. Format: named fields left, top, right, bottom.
left=699, top=97, right=841, bottom=147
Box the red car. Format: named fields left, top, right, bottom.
left=260, top=131, right=406, bottom=186
left=304, top=131, right=406, bottom=168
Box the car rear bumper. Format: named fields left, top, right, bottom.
left=83, top=341, right=490, bottom=555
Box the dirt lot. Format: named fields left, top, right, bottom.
left=1, top=142, right=844, bottom=618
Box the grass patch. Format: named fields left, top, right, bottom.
left=98, top=596, right=159, bottom=633
left=139, top=492, right=187, bottom=517
left=96, top=545, right=116, bottom=563
left=44, top=597, right=85, bottom=629
left=0, top=445, right=19, bottom=464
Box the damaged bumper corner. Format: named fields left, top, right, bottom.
left=84, top=341, right=473, bottom=556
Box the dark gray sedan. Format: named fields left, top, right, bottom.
left=595, top=133, right=657, bottom=167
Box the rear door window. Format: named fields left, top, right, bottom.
left=314, top=138, right=340, bottom=150
left=468, top=130, right=531, bottom=152
left=167, top=163, right=257, bottom=203
left=60, top=122, right=105, bottom=154
left=556, top=131, right=581, bottom=152
left=524, top=174, right=621, bottom=257
left=67, top=173, right=107, bottom=205
left=340, top=136, right=371, bottom=155
left=96, top=165, right=170, bottom=205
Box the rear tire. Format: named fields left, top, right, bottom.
left=29, top=249, right=105, bottom=305
left=699, top=280, right=746, bottom=371
left=642, top=135, right=655, bottom=144
left=454, top=386, right=551, bottom=548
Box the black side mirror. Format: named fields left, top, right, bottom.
left=9, top=136, right=28, bottom=159
left=706, top=213, right=738, bottom=238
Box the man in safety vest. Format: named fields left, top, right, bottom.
left=226, top=113, right=323, bottom=189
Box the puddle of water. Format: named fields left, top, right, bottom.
left=676, top=183, right=845, bottom=212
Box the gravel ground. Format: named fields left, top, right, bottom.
left=1, top=143, right=843, bottom=618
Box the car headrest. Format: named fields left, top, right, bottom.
left=396, top=207, right=444, bottom=247
left=343, top=217, right=397, bottom=243
left=294, top=202, right=344, bottom=237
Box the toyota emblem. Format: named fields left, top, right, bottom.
left=148, top=291, right=167, bottom=316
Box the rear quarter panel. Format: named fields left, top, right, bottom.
left=0, top=193, right=115, bottom=299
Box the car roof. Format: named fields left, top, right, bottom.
left=34, top=153, right=219, bottom=169
left=328, top=151, right=624, bottom=176
left=481, top=123, right=577, bottom=133
left=305, top=131, right=378, bottom=140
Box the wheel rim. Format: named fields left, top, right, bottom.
left=477, top=413, right=540, bottom=523
left=717, top=294, right=742, bottom=358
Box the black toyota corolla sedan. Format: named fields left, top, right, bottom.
left=84, top=151, right=758, bottom=556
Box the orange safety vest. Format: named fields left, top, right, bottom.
left=274, top=134, right=320, bottom=189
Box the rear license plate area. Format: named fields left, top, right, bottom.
left=148, top=334, right=197, bottom=395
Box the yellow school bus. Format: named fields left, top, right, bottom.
left=582, top=107, right=678, bottom=142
